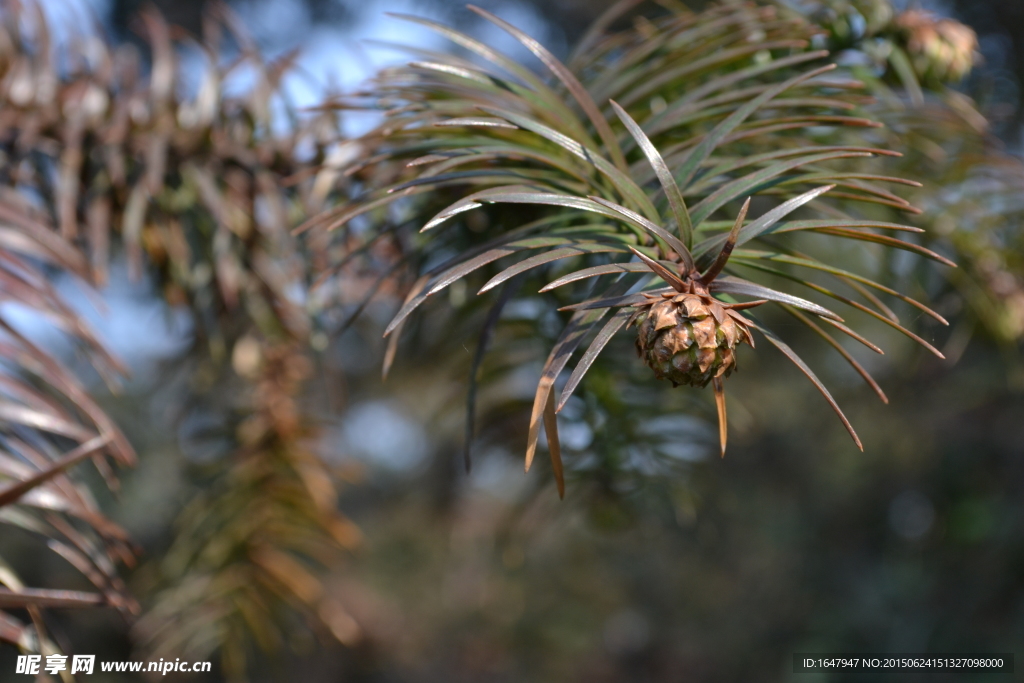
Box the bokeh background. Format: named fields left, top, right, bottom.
left=2, top=0, right=1023, bottom=681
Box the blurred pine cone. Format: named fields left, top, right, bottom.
left=895, top=9, right=978, bottom=84
left=819, top=0, right=895, bottom=47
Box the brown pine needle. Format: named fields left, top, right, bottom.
left=702, top=196, right=750, bottom=284
left=712, top=377, right=728, bottom=458
left=543, top=389, right=565, bottom=498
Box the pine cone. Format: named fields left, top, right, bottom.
left=630, top=287, right=754, bottom=388
left=895, top=9, right=978, bottom=85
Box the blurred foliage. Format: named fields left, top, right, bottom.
left=0, top=1, right=377, bottom=677
left=134, top=342, right=363, bottom=675
left=0, top=1, right=141, bottom=659
left=792, top=0, right=1024, bottom=371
